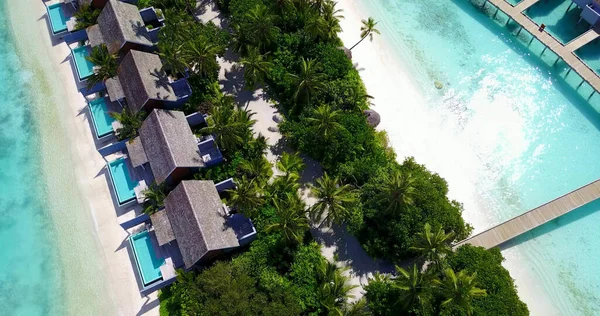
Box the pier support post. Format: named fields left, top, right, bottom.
left=481, top=0, right=488, bottom=9
left=588, top=90, right=595, bottom=100
left=553, top=57, right=560, bottom=66
left=577, top=80, right=585, bottom=90
left=493, top=7, right=499, bottom=19
left=565, top=68, right=572, bottom=78
left=506, top=17, right=511, bottom=26
left=566, top=1, right=575, bottom=12
left=516, top=26, right=523, bottom=36
left=541, top=46, right=548, bottom=56
left=528, top=36, right=535, bottom=46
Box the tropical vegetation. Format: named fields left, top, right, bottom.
left=85, top=44, right=118, bottom=89
left=73, top=3, right=101, bottom=30
left=140, top=0, right=530, bottom=314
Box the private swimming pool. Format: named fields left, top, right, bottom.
left=107, top=157, right=137, bottom=205
left=72, top=46, right=94, bottom=80
left=130, top=231, right=165, bottom=286
left=47, top=3, right=67, bottom=34
left=88, top=98, right=115, bottom=138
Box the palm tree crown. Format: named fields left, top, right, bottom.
left=110, top=109, right=146, bottom=141
left=306, top=104, right=344, bottom=138
left=433, top=268, right=487, bottom=316
left=350, top=17, right=380, bottom=50
left=85, top=44, right=118, bottom=89
left=227, top=177, right=263, bottom=218
left=240, top=47, right=273, bottom=90
left=142, top=182, right=167, bottom=215
left=410, top=223, right=455, bottom=273
left=201, top=104, right=256, bottom=153
left=276, top=151, right=305, bottom=176
left=246, top=4, right=280, bottom=53
left=265, top=193, right=309, bottom=244
left=393, top=264, right=432, bottom=314
left=287, top=57, right=327, bottom=114
left=378, top=169, right=416, bottom=213
left=318, top=262, right=358, bottom=315
left=309, top=173, right=357, bottom=227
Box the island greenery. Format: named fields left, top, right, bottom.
left=115, top=0, right=531, bottom=315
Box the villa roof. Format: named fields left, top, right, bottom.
left=118, top=50, right=176, bottom=114
left=151, top=210, right=176, bottom=246
left=105, top=76, right=125, bottom=102
left=138, top=109, right=204, bottom=184
left=97, top=0, right=152, bottom=54
left=164, top=180, right=240, bottom=269
left=125, top=136, right=148, bottom=168
left=86, top=24, right=104, bottom=47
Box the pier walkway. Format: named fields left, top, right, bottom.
left=454, top=179, right=600, bottom=249
left=483, top=0, right=600, bottom=93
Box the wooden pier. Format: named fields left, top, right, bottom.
left=483, top=0, right=600, bottom=93
left=454, top=179, right=600, bottom=249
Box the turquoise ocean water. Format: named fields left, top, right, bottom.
left=358, top=0, right=600, bottom=314
left=0, top=1, right=63, bottom=315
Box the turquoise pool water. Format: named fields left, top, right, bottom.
left=108, top=158, right=137, bottom=205
left=130, top=231, right=165, bottom=286
left=360, top=0, right=600, bottom=313
left=72, top=46, right=94, bottom=80
left=47, top=3, right=67, bottom=34
left=89, top=98, right=115, bottom=138
left=0, top=2, right=63, bottom=314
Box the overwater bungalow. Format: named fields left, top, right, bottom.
left=86, top=0, right=158, bottom=56
left=128, top=180, right=257, bottom=294
left=126, top=109, right=223, bottom=187
left=106, top=50, right=191, bottom=112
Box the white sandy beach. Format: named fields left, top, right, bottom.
left=6, top=1, right=159, bottom=315
left=336, top=0, right=555, bottom=314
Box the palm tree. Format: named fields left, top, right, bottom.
left=158, top=42, right=187, bottom=77
left=201, top=105, right=256, bottom=152
left=265, top=193, right=309, bottom=244
left=309, top=173, right=357, bottom=227
left=142, top=182, right=167, bottom=215
left=321, top=1, right=344, bottom=41
left=306, top=104, right=344, bottom=139
left=276, top=152, right=305, bottom=176
left=183, top=38, right=219, bottom=77
left=227, top=177, right=263, bottom=217
left=433, top=268, right=487, bottom=316
left=240, top=47, right=273, bottom=90
left=318, top=262, right=358, bottom=315
left=240, top=157, right=273, bottom=185
left=246, top=4, right=280, bottom=53
left=350, top=17, right=380, bottom=50
left=267, top=173, right=301, bottom=201
left=110, top=109, right=145, bottom=141
left=377, top=169, right=416, bottom=213
left=342, top=298, right=370, bottom=316
left=393, top=264, right=432, bottom=315
left=287, top=57, right=327, bottom=114
left=231, top=24, right=253, bottom=57
left=73, top=3, right=100, bottom=30
left=85, top=44, right=118, bottom=89
left=410, top=223, right=455, bottom=271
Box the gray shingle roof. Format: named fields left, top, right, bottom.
left=105, top=76, right=125, bottom=102
left=97, top=0, right=152, bottom=54
left=118, top=50, right=176, bottom=114
left=164, top=180, right=240, bottom=269
left=87, top=24, right=104, bottom=47
left=151, top=210, right=176, bottom=246
left=139, top=109, right=204, bottom=184
left=125, top=136, right=148, bottom=168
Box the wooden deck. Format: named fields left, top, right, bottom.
left=484, top=0, right=600, bottom=92
left=454, top=179, right=600, bottom=249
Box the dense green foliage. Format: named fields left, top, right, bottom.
left=85, top=44, right=118, bottom=89
left=152, top=0, right=527, bottom=315
left=74, top=4, right=101, bottom=30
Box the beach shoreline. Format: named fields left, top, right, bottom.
left=6, top=1, right=159, bottom=315
left=336, top=0, right=555, bottom=314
